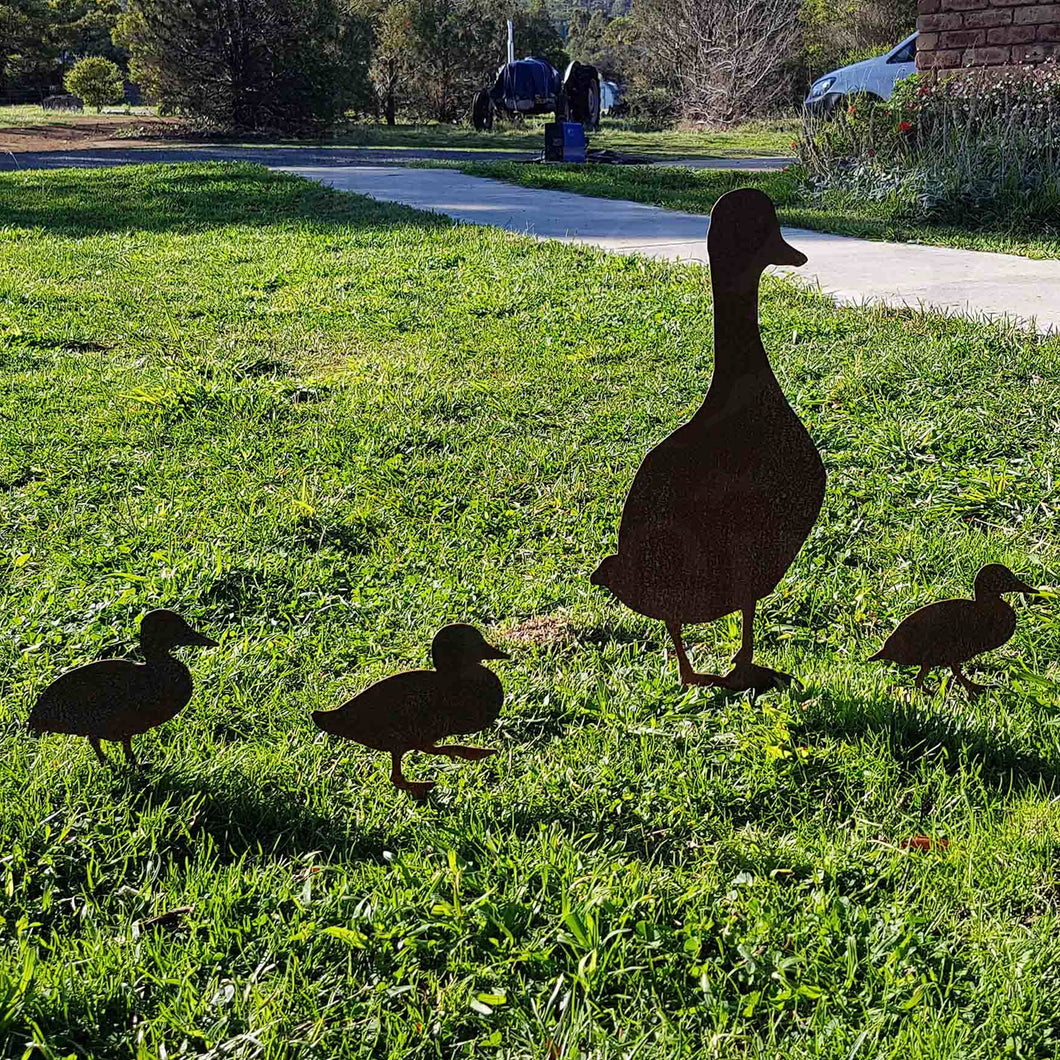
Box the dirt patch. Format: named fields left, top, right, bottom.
left=0, top=117, right=188, bottom=154
left=502, top=615, right=575, bottom=648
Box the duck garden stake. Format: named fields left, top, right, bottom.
left=869, top=564, right=1036, bottom=696
left=312, top=624, right=509, bottom=799
left=28, top=609, right=218, bottom=766
left=592, top=188, right=825, bottom=693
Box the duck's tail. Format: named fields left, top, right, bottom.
left=311, top=708, right=342, bottom=736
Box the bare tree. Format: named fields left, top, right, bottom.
left=633, top=0, right=800, bottom=124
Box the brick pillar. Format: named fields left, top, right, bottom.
left=917, top=0, right=1060, bottom=75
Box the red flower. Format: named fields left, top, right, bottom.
left=868, top=148, right=876, bottom=157
left=848, top=105, right=857, bottom=115
left=897, top=120, right=913, bottom=132
left=791, top=140, right=799, bottom=150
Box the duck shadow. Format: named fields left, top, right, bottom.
left=116, top=765, right=392, bottom=864
left=793, top=689, right=1060, bottom=795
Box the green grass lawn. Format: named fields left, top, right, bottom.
left=0, top=104, right=156, bottom=128
left=321, top=117, right=799, bottom=160
left=0, top=104, right=797, bottom=159
left=455, top=161, right=1060, bottom=261
left=2, top=162, right=1060, bottom=1058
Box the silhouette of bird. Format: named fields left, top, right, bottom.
left=869, top=564, right=1036, bottom=696
left=28, top=609, right=218, bottom=766
left=312, top=624, right=509, bottom=798
left=592, top=188, right=825, bottom=693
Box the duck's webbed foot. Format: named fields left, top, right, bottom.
left=390, top=751, right=435, bottom=800
left=422, top=745, right=497, bottom=762
left=952, top=666, right=990, bottom=697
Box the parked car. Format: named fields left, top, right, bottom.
left=804, top=32, right=918, bottom=115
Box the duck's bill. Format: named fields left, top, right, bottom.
left=1013, top=579, right=1039, bottom=596
left=770, top=235, right=808, bottom=268
left=482, top=644, right=510, bottom=660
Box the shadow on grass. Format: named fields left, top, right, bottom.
left=795, top=689, right=1060, bottom=795
left=0, top=161, right=452, bottom=237
left=121, top=765, right=392, bottom=864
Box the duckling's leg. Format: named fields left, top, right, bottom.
left=951, top=665, right=989, bottom=697
left=390, top=750, right=435, bottom=799
left=723, top=603, right=795, bottom=693
left=421, top=744, right=497, bottom=761
left=121, top=737, right=140, bottom=769
left=665, top=622, right=726, bottom=687
left=88, top=736, right=107, bottom=765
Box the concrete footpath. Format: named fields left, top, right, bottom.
left=282, top=165, right=1060, bottom=333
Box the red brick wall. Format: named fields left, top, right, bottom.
left=917, top=0, right=1060, bottom=73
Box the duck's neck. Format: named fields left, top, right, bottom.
left=141, top=641, right=175, bottom=663
left=974, top=590, right=1010, bottom=612
left=707, top=273, right=771, bottom=394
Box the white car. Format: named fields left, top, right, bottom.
left=804, top=32, right=918, bottom=115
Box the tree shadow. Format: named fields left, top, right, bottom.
left=793, top=688, right=1060, bottom=796
left=0, top=161, right=452, bottom=237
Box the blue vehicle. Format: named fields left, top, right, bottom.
left=472, top=58, right=600, bottom=131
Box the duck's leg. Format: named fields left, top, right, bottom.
left=121, top=737, right=140, bottom=769
left=88, top=736, right=107, bottom=766
left=421, top=744, right=497, bottom=761
left=914, top=665, right=930, bottom=691
left=390, top=750, right=435, bottom=799
left=665, top=622, right=726, bottom=687
left=951, top=665, right=990, bottom=697
left=721, top=602, right=795, bottom=693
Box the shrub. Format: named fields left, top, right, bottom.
left=63, top=56, right=125, bottom=113
left=115, top=0, right=372, bottom=134
left=797, top=65, right=1060, bottom=230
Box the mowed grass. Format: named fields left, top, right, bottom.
left=322, top=117, right=798, bottom=160
left=456, top=161, right=1060, bottom=261
left=0, top=104, right=157, bottom=128
left=1, top=163, right=1060, bottom=1058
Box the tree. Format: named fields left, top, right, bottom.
left=115, top=0, right=371, bottom=132
left=64, top=54, right=123, bottom=109
left=628, top=0, right=800, bottom=124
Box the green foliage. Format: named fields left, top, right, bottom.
left=1, top=161, right=1060, bottom=1056
left=62, top=54, right=122, bottom=111
left=798, top=69, right=1060, bottom=235
left=1, top=0, right=123, bottom=97
left=115, top=0, right=371, bottom=132
left=359, top=0, right=567, bottom=124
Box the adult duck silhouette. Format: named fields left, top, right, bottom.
left=869, top=564, right=1036, bottom=696
left=312, top=624, right=509, bottom=799
left=28, top=609, right=218, bottom=766
left=592, top=188, right=825, bottom=692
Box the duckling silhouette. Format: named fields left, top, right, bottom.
left=28, top=609, right=218, bottom=766
left=592, top=188, right=825, bottom=693
left=869, top=564, right=1036, bottom=696
left=312, top=624, right=509, bottom=799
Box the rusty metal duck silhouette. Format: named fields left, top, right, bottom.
left=312, top=624, right=509, bottom=799
left=592, top=188, right=825, bottom=693
left=28, top=609, right=218, bottom=766
left=869, top=564, right=1036, bottom=696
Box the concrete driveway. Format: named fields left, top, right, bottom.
left=283, top=165, right=1060, bottom=333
